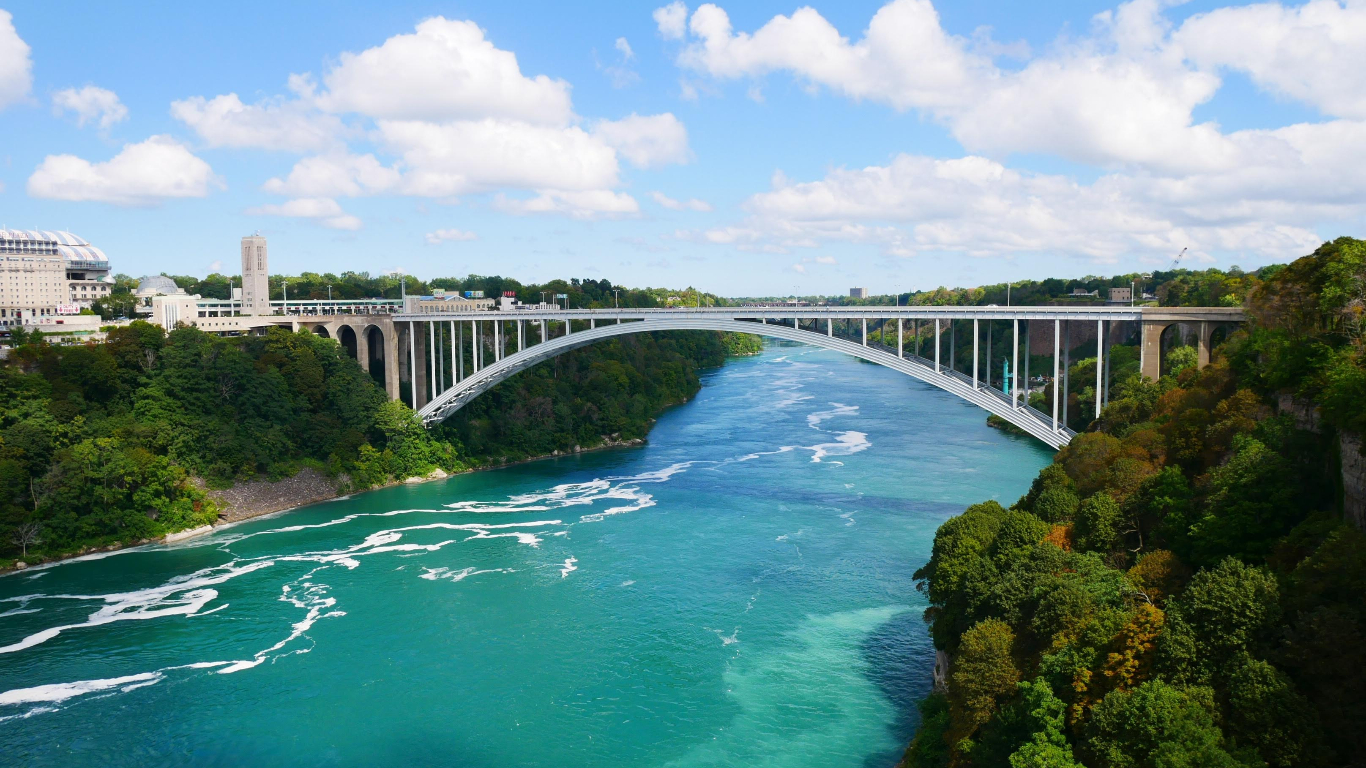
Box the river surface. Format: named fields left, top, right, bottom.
left=0, top=343, right=1052, bottom=767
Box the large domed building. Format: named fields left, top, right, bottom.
left=0, top=229, right=113, bottom=327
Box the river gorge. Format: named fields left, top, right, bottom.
left=0, top=343, right=1052, bottom=767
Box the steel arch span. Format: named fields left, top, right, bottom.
left=415, top=317, right=1075, bottom=449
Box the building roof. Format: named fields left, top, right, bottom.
left=135, top=275, right=186, bottom=297
left=0, top=229, right=109, bottom=265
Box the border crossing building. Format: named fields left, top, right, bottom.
left=0, top=229, right=113, bottom=328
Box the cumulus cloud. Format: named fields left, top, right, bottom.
left=263, top=152, right=400, bottom=197
left=315, top=17, right=572, bottom=124
left=245, top=197, right=362, bottom=230
left=0, top=10, right=30, bottom=111
left=425, top=228, right=478, bottom=244
left=27, top=135, right=219, bottom=205
left=654, top=2, right=689, bottom=40
left=496, top=189, right=639, bottom=219
left=656, top=0, right=1330, bottom=171
left=380, top=118, right=621, bottom=196
left=171, top=93, right=345, bottom=151
left=52, top=86, right=127, bottom=129
left=1176, top=0, right=1366, bottom=120
left=598, top=36, right=641, bottom=88
left=651, top=190, right=712, bottom=211
left=593, top=113, right=690, bottom=168
left=709, top=133, right=1359, bottom=262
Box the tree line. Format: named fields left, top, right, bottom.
left=2, top=275, right=756, bottom=565
left=902, top=237, right=1366, bottom=767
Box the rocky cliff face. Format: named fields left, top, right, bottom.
left=1342, top=431, right=1366, bottom=531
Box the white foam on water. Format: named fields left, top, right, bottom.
left=621, top=580, right=635, bottom=587
left=707, top=627, right=740, bottom=646
left=0, top=672, right=162, bottom=706
left=25, top=572, right=48, bottom=580
left=560, top=557, right=578, bottom=578
left=0, top=560, right=274, bottom=655
left=807, top=431, right=870, bottom=463
left=420, top=567, right=514, bottom=582
left=806, top=402, right=859, bottom=429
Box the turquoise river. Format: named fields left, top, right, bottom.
left=0, top=343, right=1052, bottom=767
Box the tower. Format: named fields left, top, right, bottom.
left=240, top=233, right=270, bottom=315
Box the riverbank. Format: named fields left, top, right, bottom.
left=0, top=435, right=651, bottom=575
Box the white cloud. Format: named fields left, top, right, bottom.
left=713, top=137, right=1353, bottom=262
left=1176, top=0, right=1366, bottom=120
left=593, top=113, right=690, bottom=169
left=52, top=86, right=127, bottom=129
left=263, top=152, right=400, bottom=197
left=790, top=263, right=806, bottom=273
left=245, top=197, right=361, bottom=230
left=651, top=190, right=712, bottom=211
left=815, top=255, right=837, bottom=264
left=27, top=135, right=219, bottom=205
left=171, top=93, right=345, bottom=151
left=598, top=36, right=640, bottom=88
left=379, top=118, right=621, bottom=196
left=496, top=189, right=639, bottom=219
left=658, top=0, right=1244, bottom=171
left=425, top=228, right=478, bottom=244
left=0, top=10, right=31, bottom=111
left=654, top=2, right=689, bottom=40
left=315, top=17, right=572, bottom=125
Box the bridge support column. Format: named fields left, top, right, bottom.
left=428, top=322, right=437, bottom=398
left=950, top=321, right=956, bottom=373
left=405, top=321, right=417, bottom=409
left=861, top=318, right=867, bottom=346
left=1063, top=323, right=1070, bottom=426
left=591, top=318, right=596, bottom=330
left=1197, top=321, right=1212, bottom=369
left=1053, top=319, right=1060, bottom=432
left=1139, top=320, right=1168, bottom=381
left=415, top=321, right=428, bottom=409
left=1024, top=321, right=1030, bottom=407
left=384, top=324, right=400, bottom=402
left=433, top=321, right=441, bottom=396
left=356, top=325, right=370, bottom=374
left=1103, top=321, right=1111, bottom=409
left=973, top=319, right=979, bottom=389
left=934, top=319, right=940, bottom=372
left=1095, top=320, right=1103, bottom=419
left=1012, top=319, right=1019, bottom=409
left=897, top=318, right=902, bottom=357
left=518, top=320, right=524, bottom=352
left=914, top=320, right=919, bottom=357
left=472, top=321, right=479, bottom=373
left=457, top=322, right=464, bottom=382
left=827, top=318, right=831, bottom=337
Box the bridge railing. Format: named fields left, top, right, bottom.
left=775, top=318, right=1077, bottom=441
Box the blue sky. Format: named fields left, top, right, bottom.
left=1, top=0, right=1363, bottom=295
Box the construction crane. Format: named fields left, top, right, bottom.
left=1170, top=247, right=1187, bottom=271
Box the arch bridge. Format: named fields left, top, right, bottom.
left=378, top=306, right=1241, bottom=450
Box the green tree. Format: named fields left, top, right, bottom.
left=1074, top=492, right=1122, bottom=553
left=949, top=618, right=1020, bottom=744
left=1084, top=681, right=1238, bottom=768
left=1156, top=558, right=1279, bottom=686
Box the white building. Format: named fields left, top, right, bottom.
left=0, top=229, right=112, bottom=327
left=240, top=233, right=270, bottom=315
left=849, top=287, right=869, bottom=299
